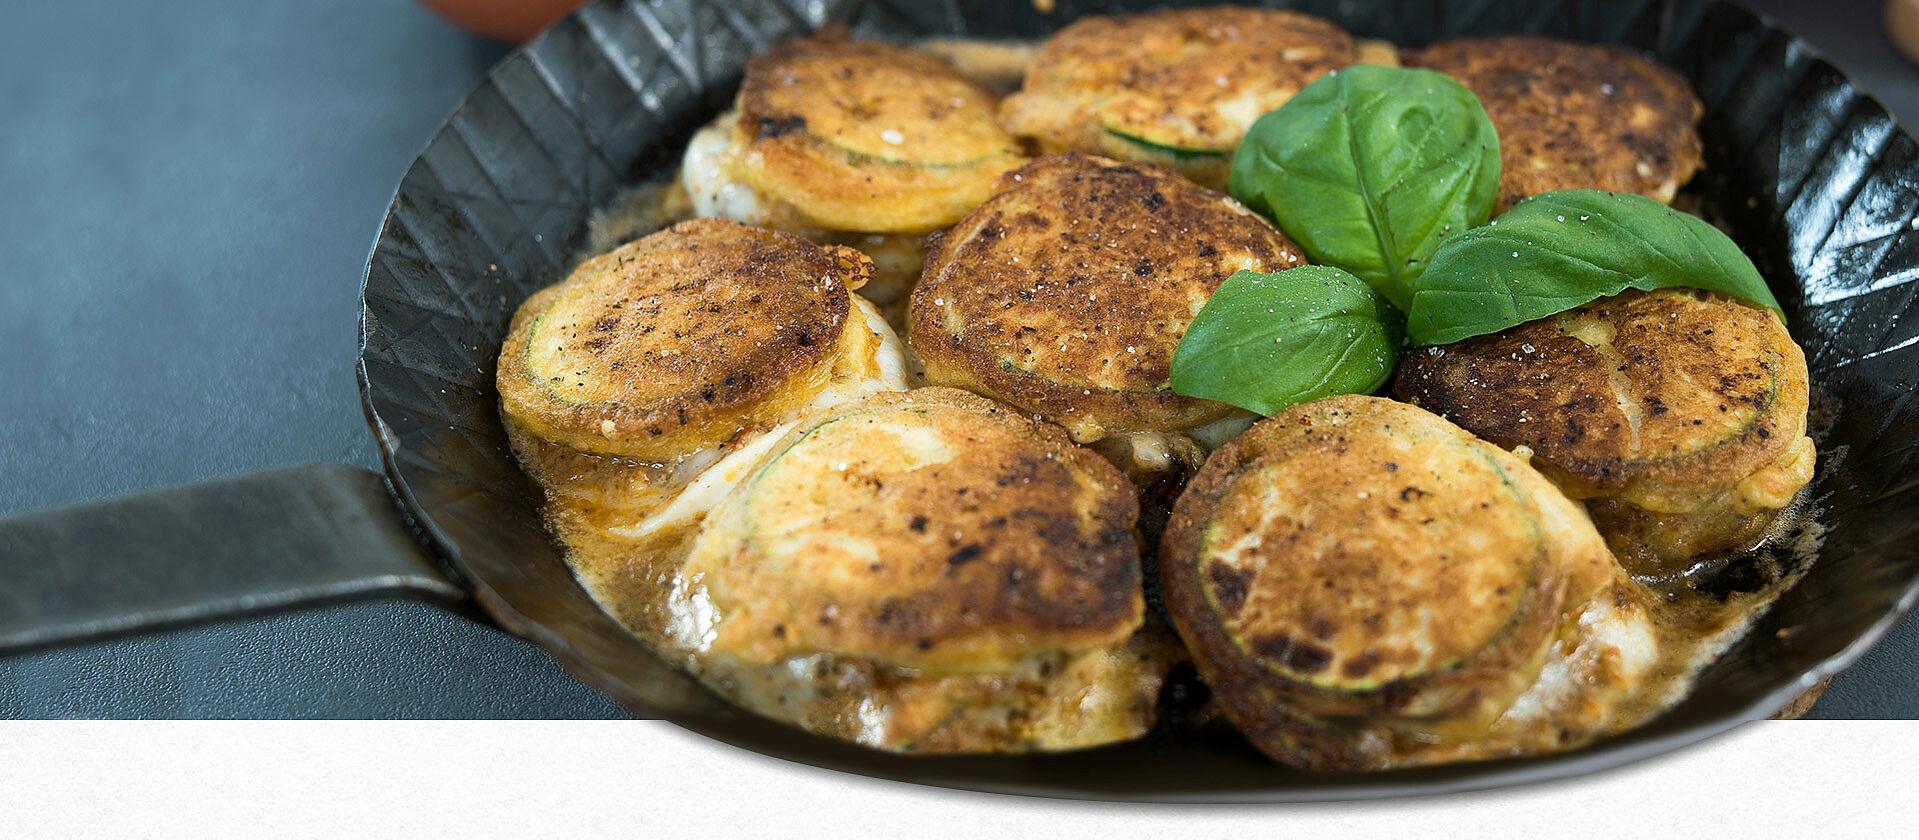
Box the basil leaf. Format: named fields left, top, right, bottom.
left=1227, top=65, right=1500, bottom=311
left=1171, top=266, right=1402, bottom=416
left=1405, top=189, right=1784, bottom=345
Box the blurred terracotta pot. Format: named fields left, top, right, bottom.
left=415, top=0, right=588, bottom=43
left=1891, top=0, right=1919, bottom=65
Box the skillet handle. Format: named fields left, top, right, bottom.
left=0, top=463, right=466, bottom=654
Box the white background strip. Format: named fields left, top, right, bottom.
left=3, top=720, right=1911, bottom=837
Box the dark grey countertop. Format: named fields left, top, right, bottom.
left=1, top=0, right=1914, bottom=719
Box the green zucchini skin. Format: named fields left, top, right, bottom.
left=1102, top=127, right=1229, bottom=163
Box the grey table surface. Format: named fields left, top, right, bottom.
left=0, top=0, right=1913, bottom=719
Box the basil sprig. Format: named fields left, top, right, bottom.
left=1405, top=190, right=1784, bottom=345
left=1171, top=267, right=1401, bottom=416
left=1228, top=65, right=1500, bottom=310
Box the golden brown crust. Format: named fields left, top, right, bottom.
left=731, top=27, right=1025, bottom=233
left=496, top=218, right=872, bottom=460
left=1406, top=35, right=1704, bottom=212
left=682, top=387, right=1144, bottom=673
left=1000, top=6, right=1353, bottom=190
left=685, top=615, right=1182, bottom=753
left=1394, top=288, right=1813, bottom=571
left=869, top=624, right=1179, bottom=752
left=1583, top=498, right=1779, bottom=577
left=910, top=154, right=1307, bottom=442
left=1160, top=395, right=1622, bottom=769
left=1394, top=289, right=1810, bottom=510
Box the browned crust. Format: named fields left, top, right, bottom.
left=1000, top=6, right=1353, bottom=190
left=1159, top=395, right=1617, bottom=769
left=825, top=623, right=1181, bottom=752
left=686, top=387, right=1145, bottom=672
left=496, top=218, right=870, bottom=460
left=1584, top=497, right=1782, bottom=577
left=910, top=154, right=1307, bottom=442
left=707, top=615, right=1182, bottom=753
left=1393, top=288, right=1810, bottom=513
left=732, top=26, right=1025, bottom=233
left=1406, top=35, right=1704, bottom=212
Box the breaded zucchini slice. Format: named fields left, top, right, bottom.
left=723, top=27, right=1024, bottom=235
left=680, top=108, right=928, bottom=312
left=1000, top=6, right=1353, bottom=190
left=1406, top=35, right=1704, bottom=213
left=682, top=387, right=1142, bottom=672
left=496, top=218, right=878, bottom=462
left=910, top=154, right=1307, bottom=443
left=1395, top=288, right=1814, bottom=573
left=674, top=388, right=1173, bottom=751
left=1160, top=395, right=1655, bottom=770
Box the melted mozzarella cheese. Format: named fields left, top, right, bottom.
left=615, top=418, right=802, bottom=540
left=1496, top=589, right=1658, bottom=730
left=811, top=295, right=914, bottom=405
left=681, top=111, right=768, bottom=224
left=1190, top=411, right=1259, bottom=451
left=1114, top=430, right=1177, bottom=472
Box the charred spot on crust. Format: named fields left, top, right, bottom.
left=1206, top=563, right=1254, bottom=615
left=1341, top=652, right=1382, bottom=679
left=1374, top=680, right=1419, bottom=714
left=756, top=114, right=807, bottom=139
left=1250, top=634, right=1333, bottom=675
left=946, top=543, right=984, bottom=571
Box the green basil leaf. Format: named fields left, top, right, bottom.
left=1171, top=266, right=1402, bottom=416
left=1227, top=65, right=1500, bottom=311
left=1405, top=189, right=1784, bottom=345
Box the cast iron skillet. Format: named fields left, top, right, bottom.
left=6, top=0, right=1919, bottom=802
